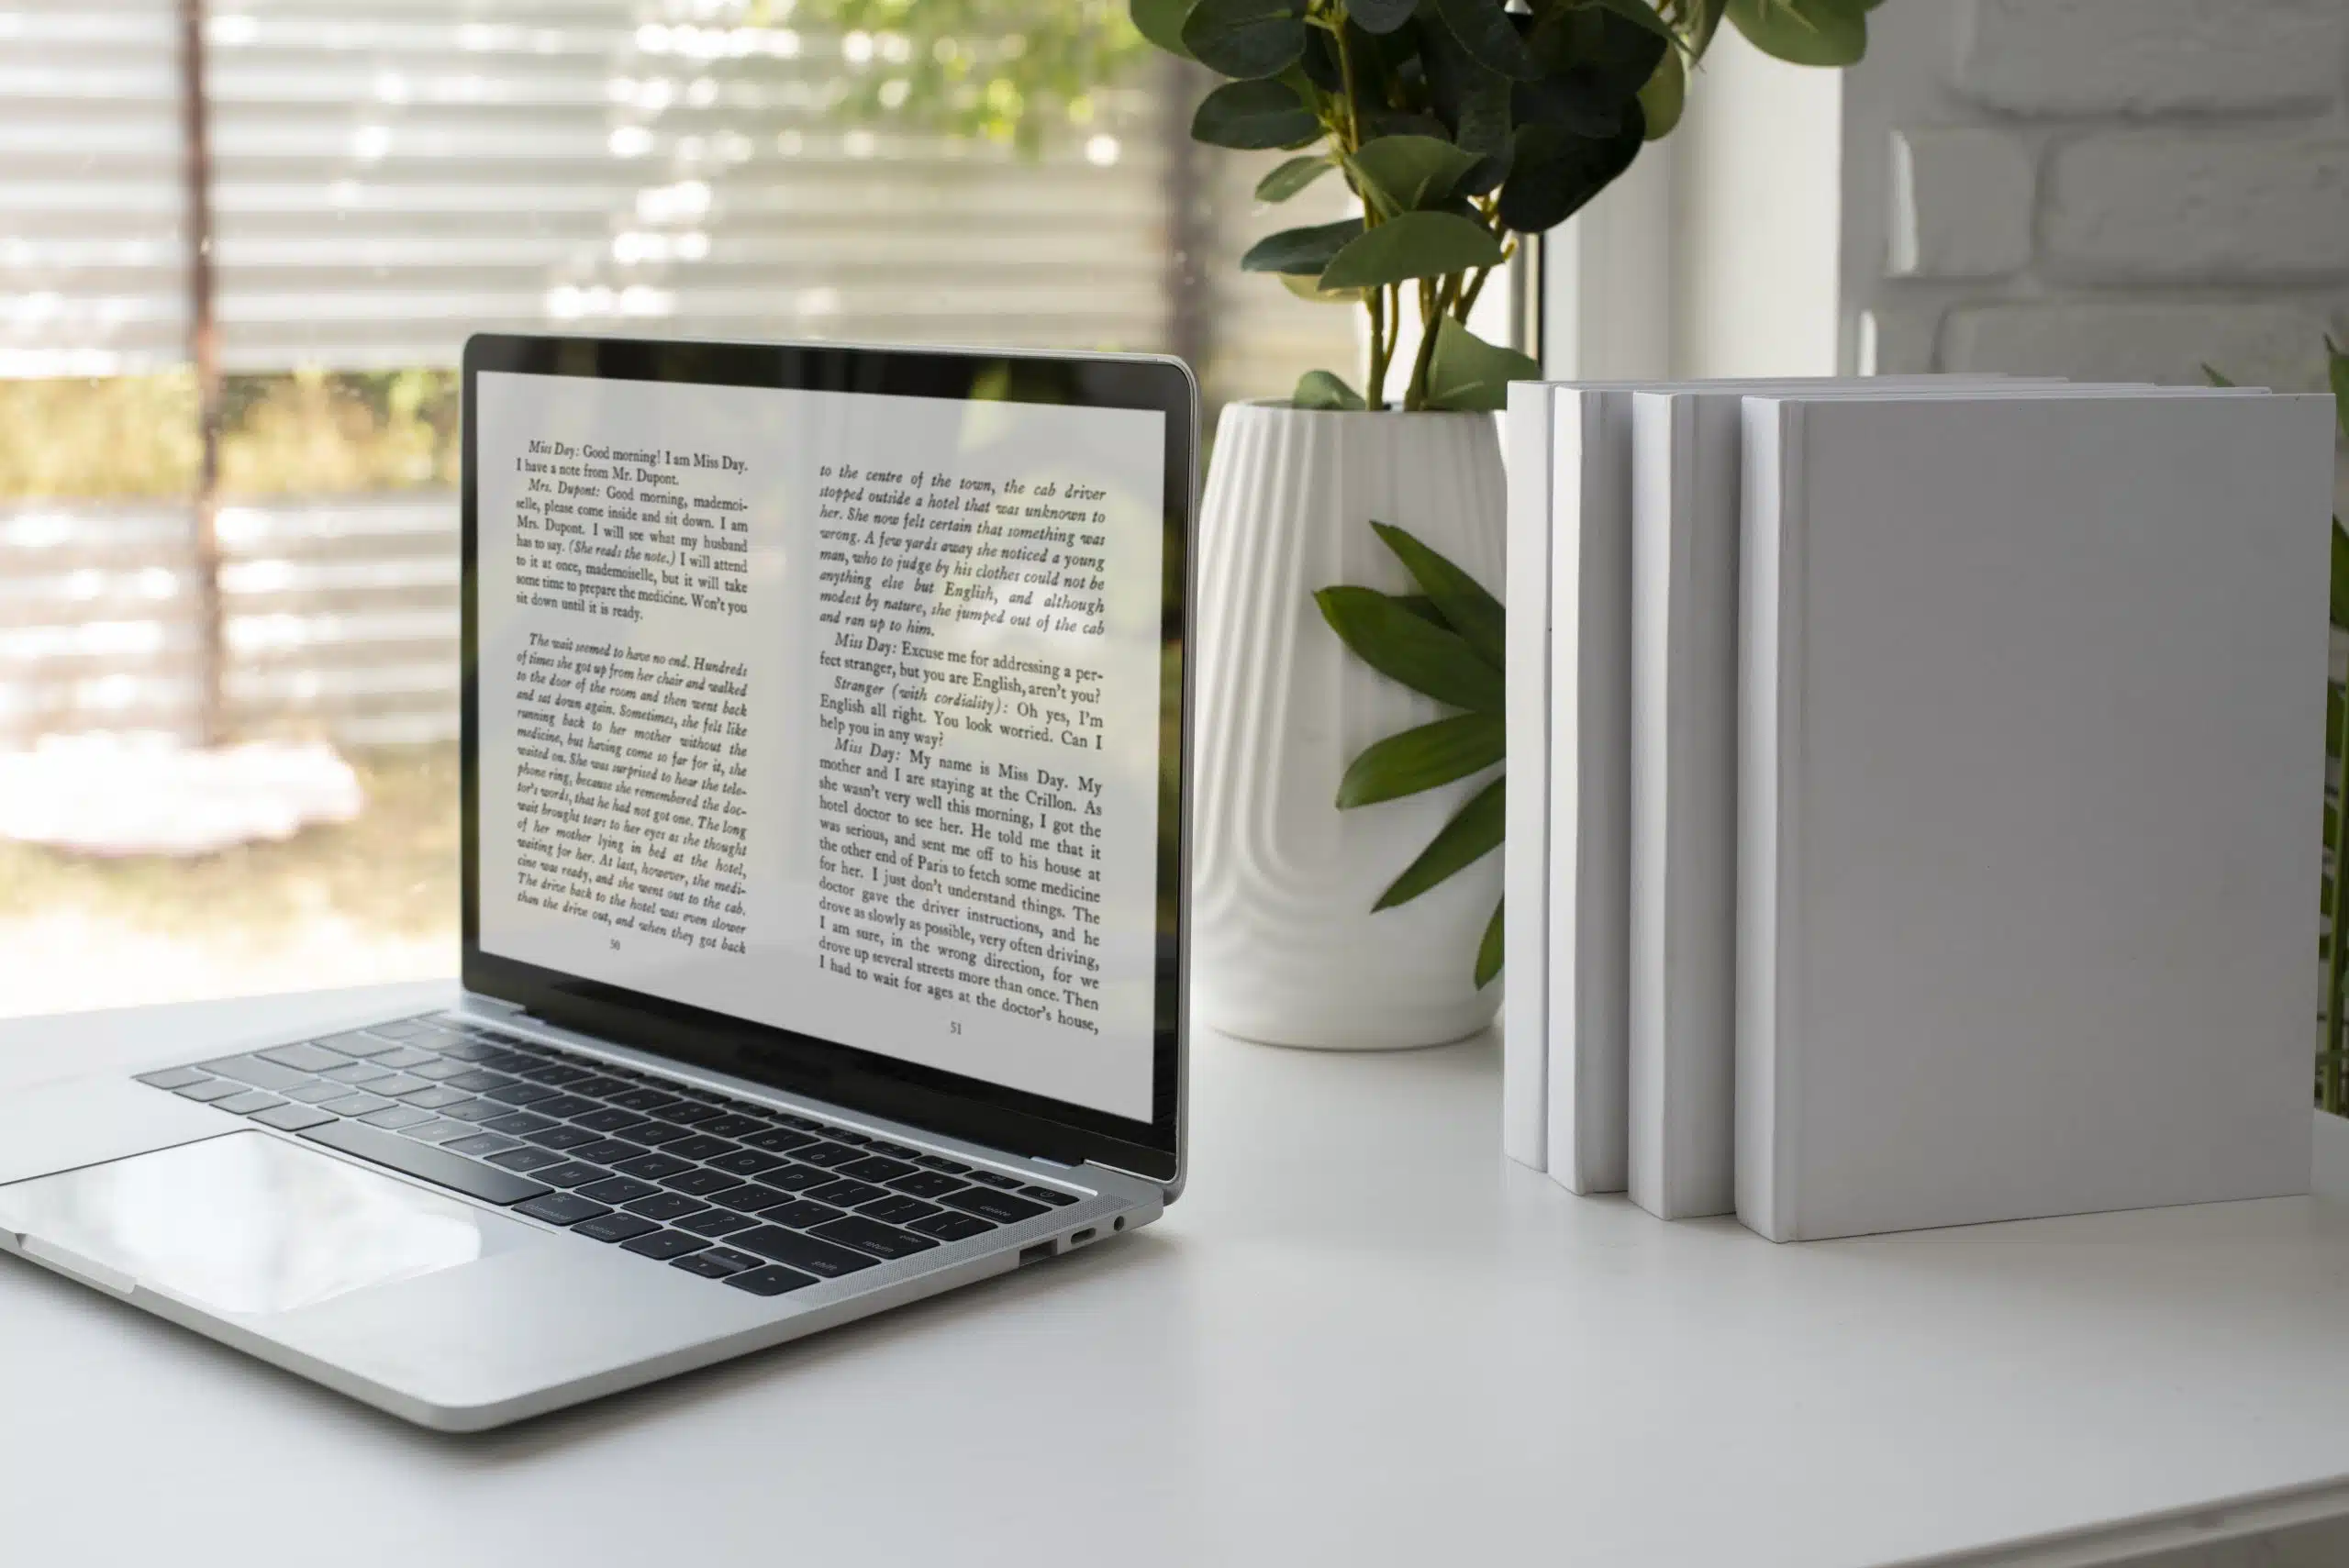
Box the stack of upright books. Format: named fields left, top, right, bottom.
left=1502, top=375, right=2336, bottom=1240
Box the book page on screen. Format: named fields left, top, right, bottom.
left=473, top=370, right=1166, bottom=1122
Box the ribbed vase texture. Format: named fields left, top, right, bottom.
left=1193, top=401, right=1508, bottom=1049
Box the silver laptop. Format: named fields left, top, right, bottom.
left=0, top=334, right=1195, bottom=1430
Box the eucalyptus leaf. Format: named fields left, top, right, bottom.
left=1588, top=0, right=1687, bottom=56
left=1336, top=711, right=1504, bottom=806
left=1726, top=0, right=1866, bottom=68
left=1423, top=317, right=1539, bottom=413
left=1497, top=116, right=1644, bottom=234
left=1431, top=0, right=1545, bottom=81
left=1350, top=0, right=1418, bottom=33
left=1319, top=209, right=1504, bottom=290
left=1181, top=0, right=1308, bottom=79
left=1241, top=217, right=1365, bottom=273
left=1370, top=519, right=1504, bottom=667
left=1687, top=0, right=1730, bottom=53
left=1419, top=17, right=1512, bottom=190
left=1129, top=0, right=1197, bottom=58
left=1373, top=775, right=1505, bottom=908
left=1312, top=586, right=1504, bottom=711
left=1192, top=77, right=1319, bottom=147
left=1298, top=26, right=1343, bottom=90
left=1347, top=134, right=1484, bottom=215
left=1255, top=153, right=1334, bottom=202
left=1637, top=45, right=1686, bottom=139
left=1293, top=368, right=1367, bottom=410
left=1475, top=897, right=1503, bottom=987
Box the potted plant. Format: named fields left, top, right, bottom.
left=1141, top=0, right=1878, bottom=1048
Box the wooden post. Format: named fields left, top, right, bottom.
left=177, top=0, right=225, bottom=748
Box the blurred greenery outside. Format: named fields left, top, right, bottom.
left=1, top=2, right=1179, bottom=1017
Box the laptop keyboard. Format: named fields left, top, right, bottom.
left=132, top=1014, right=1081, bottom=1297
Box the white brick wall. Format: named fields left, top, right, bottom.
left=1857, top=0, right=2349, bottom=392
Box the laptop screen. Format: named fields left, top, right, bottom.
left=461, top=338, right=1188, bottom=1176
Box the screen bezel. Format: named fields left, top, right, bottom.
left=460, top=332, right=1192, bottom=1186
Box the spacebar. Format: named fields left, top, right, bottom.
left=301, top=1118, right=551, bottom=1205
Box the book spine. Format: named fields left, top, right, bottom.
left=1502, top=384, right=1553, bottom=1172
left=1735, top=398, right=1797, bottom=1240
left=1627, top=394, right=1675, bottom=1215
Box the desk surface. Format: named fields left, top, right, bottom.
left=6, top=984, right=2349, bottom=1568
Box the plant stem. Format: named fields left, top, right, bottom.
left=2329, top=675, right=2348, bottom=1112
left=1366, top=284, right=1389, bottom=411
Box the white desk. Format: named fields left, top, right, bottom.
left=6, top=984, right=2349, bottom=1568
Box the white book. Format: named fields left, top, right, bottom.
left=1737, top=388, right=2333, bottom=1241
left=1626, top=378, right=2054, bottom=1220
left=1516, top=375, right=2006, bottom=1192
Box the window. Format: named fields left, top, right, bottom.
left=3, top=0, right=1433, bottom=1016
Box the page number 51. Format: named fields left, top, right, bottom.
left=950, top=1021, right=962, bottom=1035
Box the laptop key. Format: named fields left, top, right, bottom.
left=763, top=1164, right=832, bottom=1192
left=624, top=1194, right=711, bottom=1222
left=317, top=1029, right=403, bottom=1059
left=745, top=1128, right=818, bottom=1153
left=135, top=1067, right=210, bottom=1091
left=217, top=1090, right=286, bottom=1116
left=301, top=1119, right=551, bottom=1205
left=699, top=1114, right=769, bottom=1140
left=529, top=1094, right=599, bottom=1119
left=862, top=1195, right=944, bottom=1226
left=607, top=1087, right=676, bottom=1112
left=665, top=1135, right=737, bottom=1162
left=529, top=1162, right=612, bottom=1188
left=838, top=1155, right=917, bottom=1183
left=252, top=1103, right=338, bottom=1133
left=484, top=1081, right=560, bottom=1106
left=526, top=1125, right=605, bottom=1152
left=616, top=1119, right=701, bottom=1148
left=964, top=1171, right=1022, bottom=1190
left=489, top=1146, right=562, bottom=1173
left=437, top=1098, right=505, bottom=1123
left=362, top=1073, right=433, bottom=1098
left=259, top=1042, right=351, bottom=1073
left=677, top=1208, right=759, bottom=1239
left=707, top=1148, right=790, bottom=1177
left=446, top=1132, right=520, bottom=1158
left=907, top=1211, right=996, bottom=1242
left=366, top=1047, right=439, bottom=1071
left=661, top=1169, right=740, bottom=1197
left=762, top=1199, right=842, bottom=1230
left=731, top=1227, right=880, bottom=1278
left=914, top=1155, right=973, bottom=1173
left=724, top=1264, right=820, bottom=1296
left=172, top=1078, right=245, bottom=1104
left=515, top=1193, right=612, bottom=1228
left=793, top=1141, right=863, bottom=1169
left=284, top=1079, right=352, bottom=1105
left=809, top=1216, right=939, bottom=1262
left=319, top=1093, right=395, bottom=1118
left=804, top=1178, right=887, bottom=1207
left=940, top=1188, right=1050, bottom=1225
left=704, top=1182, right=785, bottom=1211
left=200, top=1055, right=311, bottom=1091
left=673, top=1250, right=753, bottom=1279
left=483, top=1110, right=555, bottom=1137
left=445, top=1069, right=514, bottom=1093
left=887, top=1171, right=968, bottom=1199
left=866, top=1140, right=922, bottom=1160
left=615, top=1152, right=693, bottom=1181
left=571, top=1107, right=648, bottom=1134
left=433, top=1040, right=495, bottom=1063
left=620, top=1229, right=708, bottom=1262
left=402, top=1118, right=484, bottom=1145
left=1019, top=1185, right=1081, bottom=1207
left=359, top=1105, right=435, bottom=1130
left=572, top=1139, right=651, bottom=1165
left=573, top=1212, right=661, bottom=1244
left=319, top=1062, right=391, bottom=1087
left=394, top=1084, right=473, bottom=1110
left=406, top=1059, right=475, bottom=1082
left=576, top=1175, right=660, bottom=1206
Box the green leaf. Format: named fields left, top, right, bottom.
left=1497, top=117, right=1644, bottom=234
left=1130, top=0, right=1197, bottom=59
left=2201, top=363, right=2236, bottom=388
left=2332, top=518, right=2349, bottom=630
left=1589, top=0, right=1688, bottom=56
left=1394, top=593, right=1447, bottom=627
left=1350, top=0, right=1418, bottom=32
left=1319, top=209, right=1504, bottom=289
left=1241, top=217, right=1364, bottom=273
left=1192, top=78, right=1319, bottom=148
left=1421, top=316, right=1540, bottom=414
left=1637, top=45, right=1686, bottom=139
left=1346, top=134, right=1485, bottom=216
left=1337, top=712, right=1505, bottom=807
left=1432, top=0, right=1545, bottom=80
left=1279, top=271, right=1364, bottom=305
left=1256, top=153, right=1333, bottom=202
left=2328, top=335, right=2349, bottom=444
left=1181, top=0, right=1308, bottom=79
left=1687, top=0, right=1731, bottom=53
left=1726, top=0, right=1866, bottom=67
left=1374, top=776, right=1506, bottom=909
left=1312, top=586, right=1504, bottom=711
left=1475, top=897, right=1504, bottom=988
left=1293, top=368, right=1366, bottom=410
left=1370, top=519, right=1505, bottom=665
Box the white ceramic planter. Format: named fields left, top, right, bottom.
left=1193, top=400, right=1508, bottom=1050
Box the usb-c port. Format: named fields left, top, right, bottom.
left=1070, top=1228, right=1096, bottom=1246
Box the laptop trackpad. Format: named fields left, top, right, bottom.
left=0, top=1131, right=536, bottom=1318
